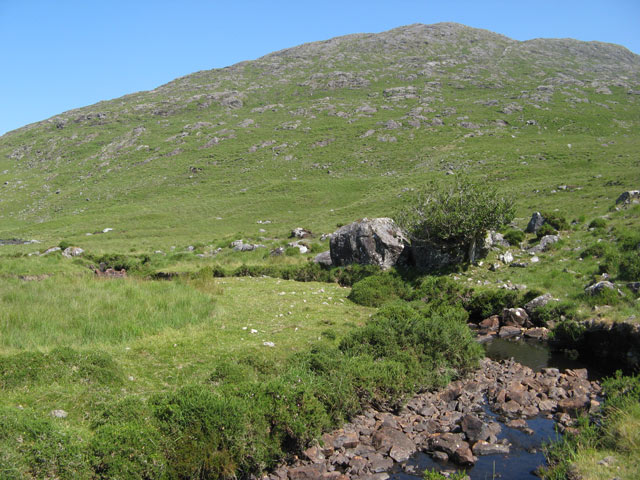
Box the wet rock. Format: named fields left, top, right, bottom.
left=502, top=308, right=531, bottom=327
left=453, top=445, right=476, bottom=466
left=557, top=396, right=590, bottom=416
left=498, top=326, right=523, bottom=338
left=372, top=427, right=413, bottom=457
left=460, top=414, right=490, bottom=443
left=472, top=441, right=510, bottom=456
left=524, top=327, right=548, bottom=340
left=368, top=454, right=393, bottom=473
left=429, top=433, right=467, bottom=457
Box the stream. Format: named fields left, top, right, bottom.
left=389, top=338, right=604, bottom=480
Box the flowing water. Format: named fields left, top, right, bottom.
left=389, top=338, right=604, bottom=480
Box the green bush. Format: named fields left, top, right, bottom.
left=536, top=222, right=558, bottom=239
left=619, top=251, right=640, bottom=280
left=90, top=422, right=166, bottom=479
left=465, top=289, right=525, bottom=320
left=503, top=228, right=525, bottom=246
left=540, top=211, right=569, bottom=231
left=348, top=273, right=410, bottom=307
left=588, top=218, right=607, bottom=229
left=396, top=177, right=514, bottom=264
left=410, top=275, right=471, bottom=307
left=59, top=240, right=71, bottom=251
left=552, top=319, right=586, bottom=344
left=531, top=300, right=577, bottom=326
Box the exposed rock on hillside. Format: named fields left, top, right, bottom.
left=330, top=218, right=408, bottom=269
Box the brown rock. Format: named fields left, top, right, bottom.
left=372, top=427, right=413, bottom=456
left=479, top=315, right=500, bottom=332
left=303, top=445, right=325, bottom=464
left=501, top=308, right=531, bottom=327
left=453, top=445, right=476, bottom=466
left=557, top=396, right=590, bottom=416
left=460, top=414, right=490, bottom=443
left=333, top=431, right=359, bottom=449
left=498, top=326, right=523, bottom=338
left=288, top=464, right=326, bottom=480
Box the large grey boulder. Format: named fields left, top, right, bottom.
left=525, top=212, right=545, bottom=233
left=329, top=218, right=408, bottom=270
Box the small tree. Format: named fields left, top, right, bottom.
left=396, top=177, right=514, bottom=264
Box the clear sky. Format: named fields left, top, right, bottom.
left=1, top=0, right=638, bottom=136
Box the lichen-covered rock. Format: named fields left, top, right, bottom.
left=329, top=218, right=408, bottom=269
left=525, top=212, right=545, bottom=233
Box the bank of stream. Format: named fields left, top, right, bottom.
left=389, top=338, right=609, bottom=480
left=270, top=338, right=605, bottom=480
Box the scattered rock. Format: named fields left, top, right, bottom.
left=62, top=247, right=84, bottom=258
left=615, top=190, right=640, bottom=206
left=291, top=227, right=313, bottom=239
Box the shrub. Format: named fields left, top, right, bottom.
left=410, top=275, right=471, bottom=307
left=552, top=319, right=586, bottom=344
left=396, top=177, right=514, bottom=263
left=465, top=289, right=525, bottom=321
left=619, top=251, right=640, bottom=280
left=588, top=218, right=607, bottom=230
left=530, top=300, right=577, bottom=326
left=503, top=228, right=525, bottom=246
left=348, top=273, right=410, bottom=307
left=540, top=211, right=569, bottom=231
left=536, top=222, right=557, bottom=239
left=59, top=240, right=71, bottom=251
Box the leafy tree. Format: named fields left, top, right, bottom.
left=396, top=178, right=514, bottom=263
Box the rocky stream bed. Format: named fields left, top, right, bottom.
left=265, top=340, right=603, bottom=480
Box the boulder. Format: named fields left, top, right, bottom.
left=525, top=212, right=545, bottom=233
left=524, top=293, right=555, bottom=316
left=501, top=308, right=531, bottom=327
left=330, top=218, right=408, bottom=270
left=499, top=251, right=514, bottom=264
left=615, top=190, right=640, bottom=206
left=584, top=281, right=616, bottom=296
left=460, top=414, right=490, bottom=443
left=313, top=251, right=333, bottom=266
left=528, top=235, right=559, bottom=253
left=291, top=227, right=313, bottom=239
left=472, top=441, right=510, bottom=456
left=62, top=247, right=84, bottom=258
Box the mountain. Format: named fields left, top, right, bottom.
left=1, top=23, right=639, bottom=250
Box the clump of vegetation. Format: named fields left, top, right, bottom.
left=396, top=177, right=514, bottom=263
left=540, top=211, right=569, bottom=231
left=536, top=222, right=558, bottom=239
left=465, top=288, right=537, bottom=321
left=502, top=228, right=525, bottom=246
left=588, top=217, right=607, bottom=230
left=348, top=273, right=410, bottom=307
left=531, top=300, right=578, bottom=326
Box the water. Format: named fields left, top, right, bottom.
left=389, top=338, right=595, bottom=480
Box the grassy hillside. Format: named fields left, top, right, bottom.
left=0, top=23, right=638, bottom=252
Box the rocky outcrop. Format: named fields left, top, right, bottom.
left=329, top=218, right=409, bottom=270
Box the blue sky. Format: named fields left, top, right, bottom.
left=1, top=0, right=638, bottom=135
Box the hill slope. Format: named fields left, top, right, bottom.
left=1, top=22, right=639, bottom=250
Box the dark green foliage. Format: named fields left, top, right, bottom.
left=396, top=177, right=514, bottom=262
left=90, top=422, right=167, bottom=479
left=580, top=243, right=610, bottom=259
left=88, top=253, right=151, bottom=273
left=284, top=246, right=300, bottom=256
left=91, top=397, right=153, bottom=429
left=410, top=275, right=471, bottom=307
left=536, top=223, right=558, bottom=239
left=502, top=228, right=525, bottom=245
left=588, top=218, right=607, bottom=229
left=465, top=289, right=526, bottom=321
left=618, top=251, right=640, bottom=280
left=348, top=273, right=410, bottom=307
left=58, top=240, right=71, bottom=251
left=531, top=300, right=577, bottom=326
left=552, top=319, right=586, bottom=344
left=601, top=371, right=640, bottom=408
left=540, top=211, right=569, bottom=231
left=0, top=347, right=122, bottom=389
left=583, top=286, right=622, bottom=306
